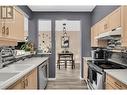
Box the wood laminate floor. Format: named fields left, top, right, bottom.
left=46, top=63, right=88, bottom=89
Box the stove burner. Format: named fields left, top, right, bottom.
left=92, top=61, right=127, bottom=69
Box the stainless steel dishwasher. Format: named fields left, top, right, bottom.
left=38, top=60, right=48, bottom=89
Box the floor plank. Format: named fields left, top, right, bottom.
left=46, top=63, right=88, bottom=89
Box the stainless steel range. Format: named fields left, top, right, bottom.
left=87, top=60, right=127, bottom=89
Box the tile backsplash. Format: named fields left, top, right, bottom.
left=109, top=52, right=127, bottom=65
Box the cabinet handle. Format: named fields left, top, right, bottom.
left=25, top=79, right=28, bottom=87
left=2, top=26, right=5, bottom=36
left=104, top=24, right=107, bottom=29
left=6, top=27, right=9, bottom=36
left=112, top=28, right=116, bottom=31
left=22, top=80, right=25, bottom=89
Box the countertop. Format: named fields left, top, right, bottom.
left=83, top=57, right=92, bottom=61
left=0, top=57, right=49, bottom=89
left=104, top=69, right=127, bottom=85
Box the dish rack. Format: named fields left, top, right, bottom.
left=0, top=47, right=15, bottom=69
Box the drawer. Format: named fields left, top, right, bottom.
left=106, top=83, right=115, bottom=89
left=106, top=74, right=127, bottom=89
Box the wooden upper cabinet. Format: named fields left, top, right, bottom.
left=8, top=79, right=24, bottom=89
left=91, top=27, right=94, bottom=47
left=91, top=24, right=99, bottom=47
left=0, top=6, right=15, bottom=38
left=13, top=8, right=24, bottom=41
left=4, top=21, right=15, bottom=39
left=0, top=6, right=24, bottom=45
left=109, top=7, right=121, bottom=30
left=121, top=6, right=127, bottom=47
left=99, top=16, right=110, bottom=33
left=91, top=23, right=107, bottom=47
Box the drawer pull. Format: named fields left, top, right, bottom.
left=22, top=80, right=25, bottom=88
left=2, top=26, right=5, bottom=36
left=25, top=79, right=28, bottom=87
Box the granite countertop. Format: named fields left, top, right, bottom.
left=104, top=69, right=127, bottom=85
left=0, top=57, right=49, bottom=89
left=83, top=57, right=92, bottom=61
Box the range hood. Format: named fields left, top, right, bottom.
left=95, top=27, right=122, bottom=40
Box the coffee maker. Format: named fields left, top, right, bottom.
left=91, top=48, right=108, bottom=59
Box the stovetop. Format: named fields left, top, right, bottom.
left=94, top=61, right=127, bottom=69
left=91, top=60, right=127, bottom=69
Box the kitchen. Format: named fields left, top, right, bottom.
left=0, top=5, right=127, bottom=90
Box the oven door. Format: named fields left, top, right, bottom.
left=87, top=66, right=103, bottom=89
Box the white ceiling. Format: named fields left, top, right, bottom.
left=28, top=6, right=95, bottom=12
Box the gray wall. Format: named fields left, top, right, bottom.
left=29, top=12, right=92, bottom=78
left=18, top=6, right=33, bottom=19
left=91, top=5, right=120, bottom=26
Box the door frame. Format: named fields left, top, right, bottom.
left=54, top=19, right=82, bottom=79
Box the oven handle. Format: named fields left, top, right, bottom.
left=90, top=67, right=102, bottom=75
left=40, top=64, right=47, bottom=69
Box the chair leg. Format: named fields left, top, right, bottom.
left=57, top=60, right=60, bottom=69
left=72, top=60, right=75, bottom=69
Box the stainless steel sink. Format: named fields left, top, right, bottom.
left=0, top=72, right=18, bottom=81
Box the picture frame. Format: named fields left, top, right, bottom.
left=61, top=36, right=69, bottom=48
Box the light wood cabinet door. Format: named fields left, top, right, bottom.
left=91, top=24, right=99, bottom=47
left=121, top=6, right=127, bottom=47
left=0, top=6, right=15, bottom=39
left=99, top=16, right=110, bottom=33
left=105, top=74, right=127, bottom=89
left=106, top=83, right=114, bottom=89
left=91, top=27, right=94, bottom=47
left=0, top=6, right=24, bottom=41
left=4, top=22, right=15, bottom=39
left=91, top=23, right=107, bottom=47
left=24, top=68, right=37, bottom=89
left=109, top=7, right=121, bottom=30
left=13, top=8, right=24, bottom=41
left=7, top=68, right=37, bottom=90
left=7, top=79, right=24, bottom=89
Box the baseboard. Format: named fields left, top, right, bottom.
left=48, top=78, right=56, bottom=80
left=80, top=77, right=85, bottom=80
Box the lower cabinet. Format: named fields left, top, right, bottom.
left=7, top=68, right=37, bottom=89
left=24, top=68, right=37, bottom=89
left=105, top=74, right=127, bottom=89
left=7, top=79, right=24, bottom=89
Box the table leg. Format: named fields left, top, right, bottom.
left=65, top=60, right=67, bottom=68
